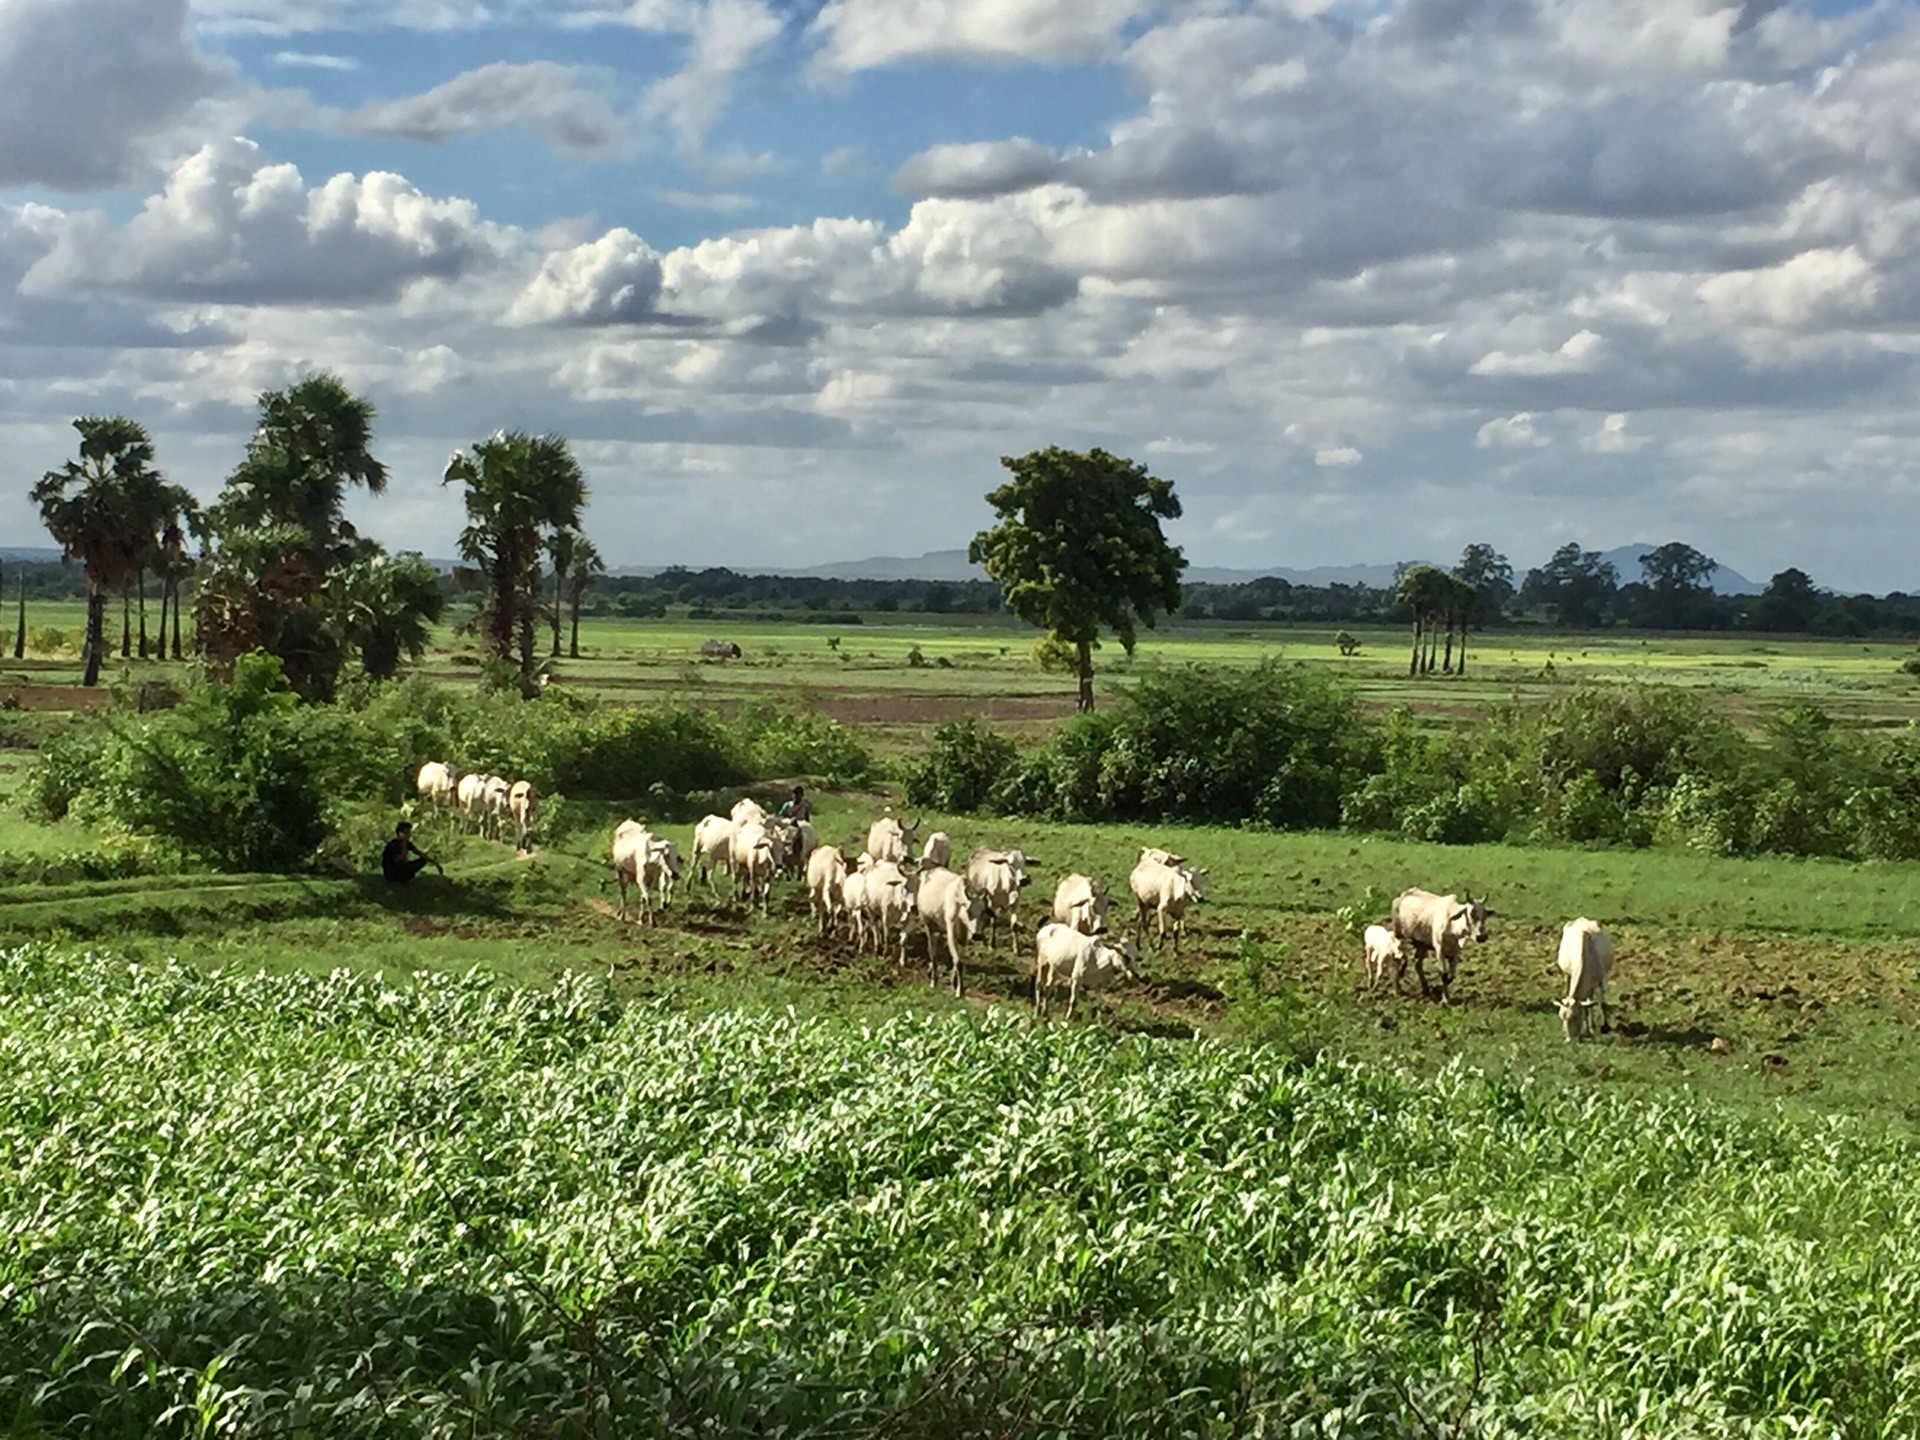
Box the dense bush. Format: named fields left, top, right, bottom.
left=989, top=662, right=1376, bottom=827
left=25, top=658, right=872, bottom=872
left=903, top=719, right=1019, bottom=811
left=909, top=665, right=1920, bottom=861
left=79, top=654, right=335, bottom=871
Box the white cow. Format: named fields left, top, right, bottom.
left=456, top=773, right=491, bottom=833
left=481, top=776, right=512, bottom=842
left=1033, top=924, right=1141, bottom=1020
left=806, top=845, right=848, bottom=937
left=915, top=866, right=988, bottom=996
left=1138, top=846, right=1185, bottom=869
left=841, top=867, right=871, bottom=952
left=1052, top=873, right=1111, bottom=935
left=416, top=761, right=457, bottom=812
left=508, top=780, right=539, bottom=853
left=612, top=820, right=655, bottom=923
left=1129, top=859, right=1206, bottom=952
left=1556, top=917, right=1614, bottom=1041
left=731, top=796, right=770, bottom=828
left=920, top=831, right=953, bottom=869
left=856, top=859, right=915, bottom=965
left=866, top=815, right=921, bottom=867
left=1390, top=889, right=1492, bottom=1002
left=1361, top=924, right=1405, bottom=993
left=731, top=820, right=776, bottom=911
left=647, top=837, right=684, bottom=915
left=964, top=847, right=1033, bottom=953
left=691, top=815, right=735, bottom=896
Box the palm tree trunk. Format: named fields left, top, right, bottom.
left=1458, top=616, right=1468, bottom=676
left=12, top=571, right=24, bottom=661
left=1409, top=613, right=1422, bottom=677
left=120, top=591, right=131, bottom=659
left=83, top=576, right=106, bottom=688
left=551, top=567, right=563, bottom=657
left=171, top=577, right=184, bottom=659
left=137, top=569, right=149, bottom=659
left=1442, top=614, right=1455, bottom=674
left=569, top=588, right=582, bottom=658
left=1076, top=638, right=1095, bottom=712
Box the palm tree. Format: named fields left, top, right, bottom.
left=336, top=552, right=446, bottom=681
left=152, top=485, right=202, bottom=661
left=547, top=527, right=577, bottom=657
left=444, top=431, right=587, bottom=695
left=565, top=536, right=605, bottom=658
left=32, top=416, right=167, bottom=687
left=199, top=373, right=390, bottom=700
left=1395, top=565, right=1438, bottom=678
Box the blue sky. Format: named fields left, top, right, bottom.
left=3, top=0, right=1919, bottom=588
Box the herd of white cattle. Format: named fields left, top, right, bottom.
left=413, top=765, right=1615, bottom=1037
left=414, top=761, right=540, bottom=852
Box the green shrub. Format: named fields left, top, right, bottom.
left=87, top=653, right=334, bottom=871
left=904, top=719, right=1018, bottom=811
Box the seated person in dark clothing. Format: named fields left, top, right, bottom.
left=778, top=785, right=811, bottom=822
left=381, top=821, right=442, bottom=884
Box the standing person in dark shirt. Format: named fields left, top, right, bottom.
left=778, top=785, right=811, bottom=822
left=381, top=821, right=442, bottom=884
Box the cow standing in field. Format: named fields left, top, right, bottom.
left=1052, top=873, right=1111, bottom=935
left=1556, top=918, right=1613, bottom=1041
left=456, top=773, right=491, bottom=834
left=508, top=780, right=539, bottom=853
left=855, top=859, right=915, bottom=965
left=1128, top=854, right=1206, bottom=952
left=691, top=815, right=735, bottom=896
left=416, top=761, right=458, bottom=814
left=612, top=821, right=656, bottom=923
left=915, top=866, right=989, bottom=996
left=481, top=776, right=512, bottom=843
left=1390, top=889, right=1491, bottom=1002
left=866, top=815, right=921, bottom=867
left=1033, top=924, right=1140, bottom=1021
left=807, top=845, right=848, bottom=938
left=920, top=832, right=952, bottom=869
left=731, top=821, right=776, bottom=911
left=964, top=847, right=1032, bottom=953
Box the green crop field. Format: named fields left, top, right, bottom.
left=8, top=611, right=1920, bottom=1433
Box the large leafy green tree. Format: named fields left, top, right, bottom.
left=1520, top=543, right=1618, bottom=628
left=1454, top=543, right=1514, bottom=624
left=1753, top=567, right=1821, bottom=633
left=969, top=446, right=1185, bottom=712
left=1638, top=541, right=1718, bottom=629
left=197, top=373, right=395, bottom=701
left=32, top=416, right=168, bottom=687
left=444, top=431, right=587, bottom=696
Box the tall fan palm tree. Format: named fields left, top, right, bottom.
left=152, top=485, right=203, bottom=661
left=32, top=416, right=167, bottom=687
left=564, top=535, right=604, bottom=658
left=198, top=373, right=391, bottom=700
left=444, top=431, right=587, bottom=695
left=547, top=527, right=577, bottom=657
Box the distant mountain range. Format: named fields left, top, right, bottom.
left=762, top=545, right=1766, bottom=596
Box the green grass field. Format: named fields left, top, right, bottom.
left=9, top=610, right=1920, bottom=1432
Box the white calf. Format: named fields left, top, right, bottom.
left=1556, top=918, right=1614, bottom=1041
left=1033, top=923, right=1141, bottom=1020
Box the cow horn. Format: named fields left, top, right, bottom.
left=908, top=814, right=923, bottom=833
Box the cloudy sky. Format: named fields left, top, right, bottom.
left=4, top=0, right=1919, bottom=588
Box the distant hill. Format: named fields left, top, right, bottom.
left=0, top=547, right=61, bottom=564
left=1596, top=544, right=1761, bottom=597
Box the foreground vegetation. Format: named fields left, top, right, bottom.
left=4, top=944, right=1918, bottom=1437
